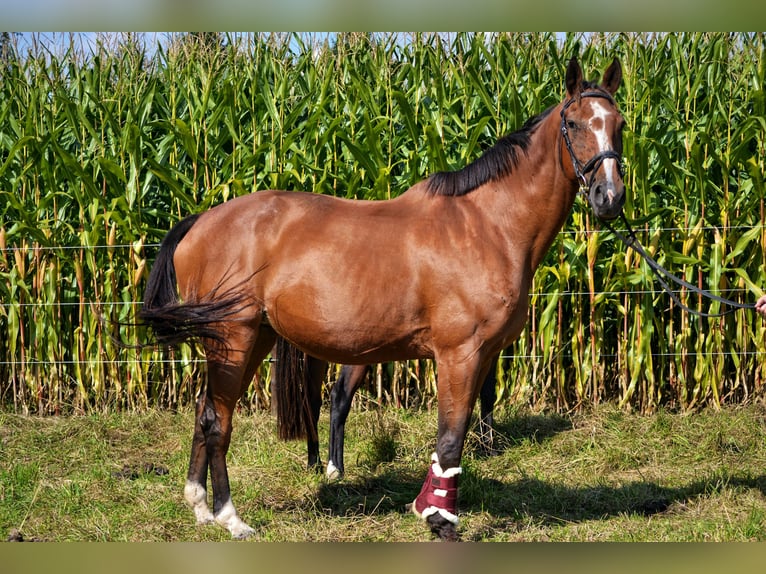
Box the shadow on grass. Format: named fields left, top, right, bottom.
left=316, top=463, right=766, bottom=534
left=466, top=409, right=574, bottom=458
left=315, top=409, right=766, bottom=538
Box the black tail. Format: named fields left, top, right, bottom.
left=139, top=214, right=250, bottom=350
left=272, top=336, right=316, bottom=442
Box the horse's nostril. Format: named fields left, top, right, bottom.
left=592, top=183, right=605, bottom=205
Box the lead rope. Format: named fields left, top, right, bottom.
left=601, top=213, right=756, bottom=317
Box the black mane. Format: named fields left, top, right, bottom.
left=425, top=105, right=555, bottom=197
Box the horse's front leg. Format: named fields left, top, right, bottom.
left=410, top=356, right=489, bottom=541
left=327, top=364, right=370, bottom=479
left=477, top=355, right=499, bottom=456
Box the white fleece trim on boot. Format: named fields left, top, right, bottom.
left=430, top=452, right=463, bottom=478
left=419, top=504, right=460, bottom=525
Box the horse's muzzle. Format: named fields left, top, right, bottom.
left=589, top=180, right=626, bottom=221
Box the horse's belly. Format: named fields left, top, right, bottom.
left=264, top=281, right=432, bottom=364
left=274, top=316, right=433, bottom=364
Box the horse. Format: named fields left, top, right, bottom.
left=271, top=338, right=501, bottom=479
left=139, top=56, right=626, bottom=541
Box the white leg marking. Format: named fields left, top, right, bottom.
left=184, top=480, right=215, bottom=525
left=326, top=460, right=340, bottom=481
left=215, top=498, right=256, bottom=539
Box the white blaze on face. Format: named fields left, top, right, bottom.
left=588, top=99, right=618, bottom=199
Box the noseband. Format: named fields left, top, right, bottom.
left=560, top=91, right=623, bottom=193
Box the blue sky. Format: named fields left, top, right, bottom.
left=4, top=0, right=762, bottom=32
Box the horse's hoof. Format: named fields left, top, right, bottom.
left=185, top=481, right=216, bottom=525
left=427, top=514, right=460, bottom=542
left=231, top=524, right=256, bottom=540
left=410, top=501, right=461, bottom=541
left=437, top=526, right=460, bottom=541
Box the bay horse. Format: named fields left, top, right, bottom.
left=139, top=56, right=625, bottom=541
left=272, top=338, right=500, bottom=479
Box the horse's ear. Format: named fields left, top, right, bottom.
left=565, top=58, right=583, bottom=99
left=601, top=58, right=622, bottom=95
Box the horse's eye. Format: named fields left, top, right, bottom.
left=567, top=120, right=578, bottom=130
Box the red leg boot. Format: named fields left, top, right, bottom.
left=410, top=452, right=461, bottom=525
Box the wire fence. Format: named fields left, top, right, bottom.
left=3, top=224, right=765, bottom=373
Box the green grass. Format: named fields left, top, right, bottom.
left=2, top=402, right=766, bottom=541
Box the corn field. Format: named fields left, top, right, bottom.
left=1, top=32, right=765, bottom=415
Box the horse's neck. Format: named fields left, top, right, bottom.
left=474, top=124, right=579, bottom=271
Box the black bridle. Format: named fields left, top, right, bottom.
left=560, top=91, right=754, bottom=317
left=560, top=90, right=623, bottom=193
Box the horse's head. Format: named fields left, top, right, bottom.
left=560, top=57, right=626, bottom=221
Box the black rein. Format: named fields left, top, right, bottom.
left=602, top=214, right=756, bottom=317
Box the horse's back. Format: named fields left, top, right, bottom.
left=171, top=189, right=437, bottom=358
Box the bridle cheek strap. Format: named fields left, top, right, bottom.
left=560, top=91, right=623, bottom=192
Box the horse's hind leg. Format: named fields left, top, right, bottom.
left=327, top=364, right=370, bottom=480
left=184, top=339, right=271, bottom=530
left=305, top=355, right=327, bottom=471
left=184, top=394, right=215, bottom=525
left=196, top=362, right=254, bottom=539
left=186, top=326, right=275, bottom=539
